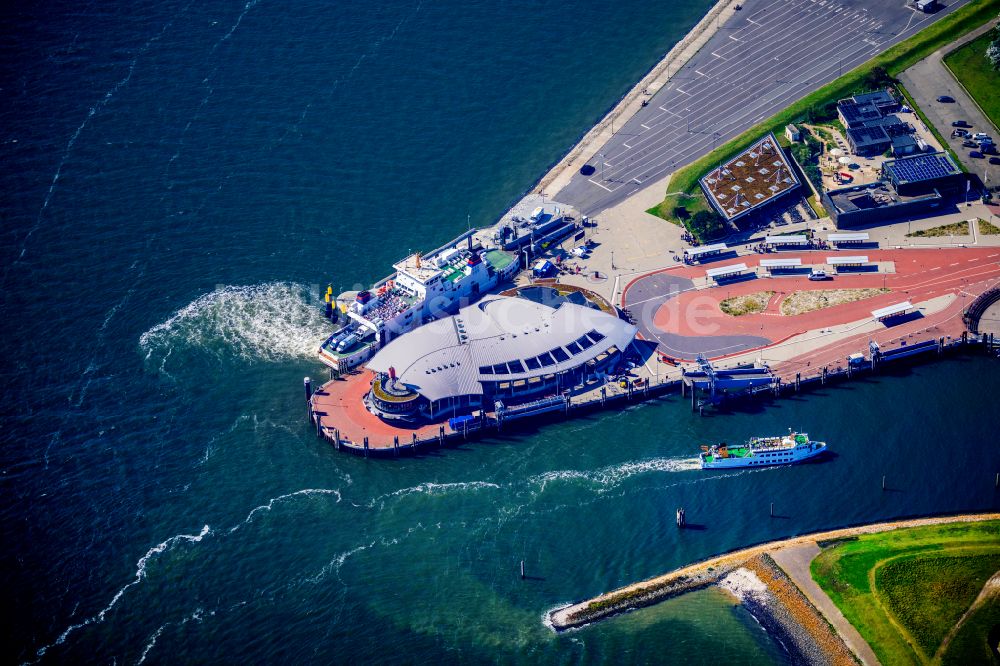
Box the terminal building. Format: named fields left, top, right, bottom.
left=364, top=293, right=637, bottom=423
left=822, top=152, right=964, bottom=228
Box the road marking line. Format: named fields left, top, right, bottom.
left=930, top=267, right=940, bottom=271
left=623, top=143, right=632, bottom=149
left=588, top=178, right=613, bottom=192
left=641, top=124, right=652, bottom=130
left=949, top=262, right=960, bottom=266
left=729, top=35, right=741, bottom=42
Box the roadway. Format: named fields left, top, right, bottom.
left=897, top=17, right=1000, bottom=187
left=554, top=0, right=974, bottom=215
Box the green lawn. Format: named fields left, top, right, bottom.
left=810, top=520, right=1000, bottom=665
left=877, top=552, right=1000, bottom=657
left=944, top=30, right=1000, bottom=130
left=648, top=0, right=1000, bottom=230
left=940, top=595, right=1000, bottom=666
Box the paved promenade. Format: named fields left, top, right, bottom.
left=620, top=247, right=1000, bottom=362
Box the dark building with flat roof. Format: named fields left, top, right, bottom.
left=881, top=152, right=964, bottom=196
left=838, top=100, right=883, bottom=128
left=865, top=114, right=910, bottom=136
left=891, top=134, right=919, bottom=157
left=837, top=89, right=903, bottom=129
left=852, top=90, right=902, bottom=114
left=822, top=182, right=950, bottom=228
left=847, top=125, right=891, bottom=155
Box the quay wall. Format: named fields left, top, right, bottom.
left=308, top=333, right=993, bottom=458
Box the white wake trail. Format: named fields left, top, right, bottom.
left=138, top=282, right=330, bottom=368
left=5, top=4, right=191, bottom=283
left=32, top=525, right=210, bottom=663
left=228, top=488, right=342, bottom=535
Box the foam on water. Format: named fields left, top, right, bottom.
left=530, top=456, right=701, bottom=493
left=139, top=282, right=330, bottom=366
left=228, top=488, right=342, bottom=535
left=32, top=525, right=211, bottom=663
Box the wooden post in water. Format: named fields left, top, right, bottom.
left=393, top=435, right=399, bottom=457
left=304, top=377, right=313, bottom=421
left=882, top=475, right=886, bottom=491
left=770, top=502, right=774, bottom=518
left=795, top=373, right=801, bottom=392
left=438, top=426, right=445, bottom=446
left=363, top=437, right=369, bottom=458
left=334, top=429, right=341, bottom=451
left=520, top=561, right=525, bottom=580
left=995, top=472, right=998, bottom=489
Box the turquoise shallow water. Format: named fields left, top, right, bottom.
left=2, top=1, right=999, bottom=663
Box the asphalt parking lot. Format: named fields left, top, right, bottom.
left=554, top=0, right=974, bottom=215
left=898, top=21, right=1000, bottom=191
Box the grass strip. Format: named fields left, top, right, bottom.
left=649, top=0, right=1000, bottom=227
left=906, top=220, right=970, bottom=237
left=943, top=30, right=1000, bottom=129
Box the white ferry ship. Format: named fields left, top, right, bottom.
left=318, top=204, right=576, bottom=374
left=700, top=431, right=827, bottom=469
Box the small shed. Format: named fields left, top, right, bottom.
left=785, top=124, right=802, bottom=143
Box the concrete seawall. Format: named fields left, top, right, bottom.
left=532, top=0, right=743, bottom=198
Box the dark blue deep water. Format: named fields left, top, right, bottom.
left=2, top=1, right=998, bottom=663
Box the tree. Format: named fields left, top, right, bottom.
left=988, top=24, right=1000, bottom=71
left=673, top=205, right=689, bottom=220
left=862, top=65, right=896, bottom=90
left=688, top=210, right=726, bottom=241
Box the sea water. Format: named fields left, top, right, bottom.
left=2, top=1, right=998, bottom=663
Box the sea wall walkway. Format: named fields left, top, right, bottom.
left=547, top=513, right=1000, bottom=632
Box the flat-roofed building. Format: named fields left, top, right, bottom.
left=881, top=152, right=964, bottom=196
left=838, top=100, right=883, bottom=128
left=365, top=295, right=637, bottom=423
left=847, top=125, right=891, bottom=156
left=699, top=133, right=800, bottom=223
left=891, top=134, right=919, bottom=157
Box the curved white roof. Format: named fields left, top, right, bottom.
left=368, top=296, right=637, bottom=403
